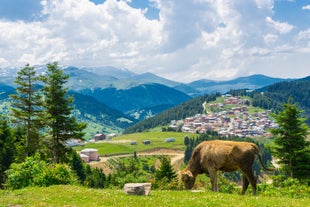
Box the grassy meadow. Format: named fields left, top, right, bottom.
left=74, top=131, right=188, bottom=155
left=2, top=131, right=309, bottom=206
left=1, top=185, right=309, bottom=207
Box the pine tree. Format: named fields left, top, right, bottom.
left=0, top=117, right=14, bottom=186
left=10, top=64, right=43, bottom=157
left=69, top=151, right=86, bottom=184
left=85, top=167, right=106, bottom=188
left=155, top=156, right=177, bottom=182
left=270, top=100, right=310, bottom=180
left=41, top=62, right=87, bottom=163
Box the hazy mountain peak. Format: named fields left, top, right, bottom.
left=80, top=66, right=136, bottom=79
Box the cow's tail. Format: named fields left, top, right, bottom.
left=253, top=144, right=274, bottom=171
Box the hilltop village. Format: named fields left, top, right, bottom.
left=169, top=95, right=277, bottom=138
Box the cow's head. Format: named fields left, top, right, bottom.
left=180, top=170, right=195, bottom=189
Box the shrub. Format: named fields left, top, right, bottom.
left=258, top=176, right=310, bottom=198
left=5, top=155, right=76, bottom=190
left=84, top=167, right=106, bottom=188
left=217, top=173, right=238, bottom=194
left=108, top=157, right=151, bottom=188
left=5, top=155, right=46, bottom=190
left=152, top=177, right=184, bottom=190
left=34, top=164, right=77, bottom=187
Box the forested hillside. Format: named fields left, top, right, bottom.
left=78, top=83, right=191, bottom=115
left=71, top=92, right=136, bottom=136
left=0, top=83, right=15, bottom=99
left=250, top=76, right=310, bottom=125
left=124, top=93, right=220, bottom=133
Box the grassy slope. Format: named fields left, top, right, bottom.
left=1, top=185, right=309, bottom=207
left=74, top=131, right=188, bottom=156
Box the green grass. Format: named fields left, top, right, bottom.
left=1, top=185, right=309, bottom=207
left=74, top=132, right=189, bottom=155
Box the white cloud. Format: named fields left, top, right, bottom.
left=297, top=29, right=310, bottom=40
left=264, top=34, right=278, bottom=44
left=0, top=0, right=309, bottom=82
left=265, top=16, right=294, bottom=34
left=302, top=5, right=310, bottom=10
left=255, top=0, right=274, bottom=10
left=0, top=0, right=162, bottom=68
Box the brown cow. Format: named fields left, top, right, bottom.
left=180, top=140, right=274, bottom=195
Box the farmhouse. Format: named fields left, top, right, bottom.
left=80, top=153, right=89, bottom=163
left=80, top=148, right=99, bottom=162
left=94, top=133, right=106, bottom=141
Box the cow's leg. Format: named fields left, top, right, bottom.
left=208, top=168, right=218, bottom=192
left=241, top=169, right=257, bottom=196
left=241, top=173, right=249, bottom=195
left=248, top=172, right=257, bottom=196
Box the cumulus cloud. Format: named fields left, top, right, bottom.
left=265, top=16, right=294, bottom=34
left=302, top=5, right=310, bottom=10
left=0, top=0, right=162, bottom=68
left=0, top=0, right=309, bottom=82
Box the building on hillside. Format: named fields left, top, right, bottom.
left=80, top=148, right=99, bottom=162
left=80, top=153, right=89, bottom=163
left=94, top=133, right=106, bottom=141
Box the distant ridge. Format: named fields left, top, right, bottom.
left=0, top=64, right=309, bottom=134
left=0, top=65, right=297, bottom=96
left=187, top=74, right=292, bottom=94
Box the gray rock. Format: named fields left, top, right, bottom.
left=123, top=183, right=151, bottom=196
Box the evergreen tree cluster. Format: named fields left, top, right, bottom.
left=0, top=63, right=87, bottom=188
left=8, top=62, right=87, bottom=163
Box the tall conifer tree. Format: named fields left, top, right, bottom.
left=270, top=100, right=310, bottom=180
left=41, top=62, right=86, bottom=163
left=10, top=64, right=43, bottom=157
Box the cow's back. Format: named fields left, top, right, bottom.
left=196, top=140, right=256, bottom=172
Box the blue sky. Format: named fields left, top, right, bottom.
left=0, top=0, right=309, bottom=82
left=273, top=0, right=309, bottom=30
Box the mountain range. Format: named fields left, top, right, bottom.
left=0, top=65, right=302, bottom=137
left=0, top=65, right=291, bottom=95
